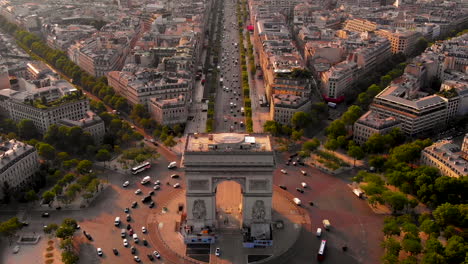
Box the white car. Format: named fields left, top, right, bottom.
left=123, top=181, right=130, bottom=187
left=300, top=170, right=307, bottom=175
left=135, top=189, right=142, bottom=195
left=153, top=251, right=161, bottom=259
left=134, top=256, right=141, bottom=262
left=97, top=248, right=103, bottom=256
left=153, top=185, right=160, bottom=190
left=316, top=228, right=322, bottom=237
left=154, top=180, right=160, bottom=185
left=280, top=169, right=287, bottom=174
left=142, top=226, right=147, bottom=233
left=123, top=239, right=129, bottom=247
left=301, top=182, right=307, bottom=188
left=215, top=247, right=220, bottom=256
left=173, top=183, right=181, bottom=188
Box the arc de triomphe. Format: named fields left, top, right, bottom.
left=182, top=133, right=275, bottom=233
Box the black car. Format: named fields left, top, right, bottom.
left=124, top=207, right=130, bottom=213
left=85, top=233, right=93, bottom=241
left=299, top=161, right=305, bottom=166
left=112, top=248, right=119, bottom=255
left=126, top=214, right=131, bottom=221
left=143, top=239, right=148, bottom=246
left=141, top=196, right=152, bottom=203
left=147, top=254, right=154, bottom=261
left=149, top=201, right=155, bottom=208
left=148, top=191, right=154, bottom=196
left=296, top=188, right=304, bottom=193
left=279, top=185, right=287, bottom=190
left=131, top=201, right=138, bottom=208
left=131, top=246, right=136, bottom=254
left=290, top=153, right=298, bottom=158
left=127, top=224, right=132, bottom=230
left=41, top=212, right=49, bottom=217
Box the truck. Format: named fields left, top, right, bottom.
left=140, top=176, right=151, bottom=185
left=353, top=189, right=364, bottom=198
left=322, top=219, right=331, bottom=230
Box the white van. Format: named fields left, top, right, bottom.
left=293, top=198, right=301, bottom=206
left=141, top=176, right=151, bottom=184
left=316, top=228, right=322, bottom=237
left=133, top=233, right=139, bottom=242
left=114, top=217, right=120, bottom=226
left=121, top=229, right=126, bottom=238
left=168, top=161, right=177, bottom=169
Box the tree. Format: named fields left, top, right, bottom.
left=433, top=203, right=462, bottom=226
left=383, top=217, right=400, bottom=237
left=381, top=237, right=401, bottom=256
left=424, top=237, right=444, bottom=254
left=324, top=139, right=339, bottom=151
left=390, top=143, right=423, bottom=163
left=76, top=160, right=93, bottom=174
left=291, top=129, right=304, bottom=141
left=55, top=225, right=75, bottom=239
left=57, top=152, right=70, bottom=163
left=59, top=237, right=73, bottom=251
left=42, top=190, right=55, bottom=204
left=400, top=256, right=418, bottom=264
left=342, top=105, right=362, bottom=126
left=383, top=191, right=408, bottom=214
left=62, top=218, right=78, bottom=229
left=291, top=111, right=310, bottom=129
left=43, top=223, right=59, bottom=234
left=369, top=155, right=386, bottom=171
left=95, top=149, right=111, bottom=162
left=17, top=119, right=38, bottom=139
left=325, top=120, right=346, bottom=139
left=420, top=219, right=440, bottom=236
left=347, top=146, right=365, bottom=167
left=130, top=104, right=148, bottom=121
left=402, top=237, right=422, bottom=255
left=61, top=250, right=79, bottom=264
left=444, top=235, right=467, bottom=263
left=38, top=143, right=56, bottom=161
left=381, top=252, right=399, bottom=264
left=422, top=252, right=446, bottom=264
left=0, top=217, right=22, bottom=240
left=302, top=138, right=320, bottom=152
left=24, top=190, right=38, bottom=202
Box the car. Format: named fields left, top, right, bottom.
left=148, top=191, right=154, bottom=196
left=131, top=246, right=136, bottom=255
left=153, top=251, right=161, bottom=259
left=292, top=162, right=297, bottom=166
left=296, top=188, right=304, bottom=193
left=170, top=174, right=180, bottom=179
left=142, top=226, right=147, bottom=233
left=127, top=224, right=132, bottom=230
left=135, top=189, right=142, bottom=195
left=129, top=229, right=134, bottom=236
left=75, top=225, right=80, bottom=229
left=280, top=169, right=287, bottom=174
left=309, top=201, right=314, bottom=206
left=127, top=214, right=131, bottom=221
left=154, top=180, right=161, bottom=185
left=131, top=201, right=138, bottom=208
left=301, top=182, right=307, bottom=188
left=143, top=239, right=148, bottom=246
left=215, top=247, right=221, bottom=256
left=12, top=245, right=20, bottom=254
left=316, top=228, right=322, bottom=237
left=41, top=212, right=49, bottom=217
left=149, top=201, right=155, bottom=208
left=85, top=233, right=93, bottom=241
left=123, top=181, right=130, bottom=187
left=123, top=239, right=129, bottom=247
left=279, top=185, right=287, bottom=190
left=173, top=183, right=181, bottom=188
left=113, top=248, right=119, bottom=255
left=124, top=207, right=130, bottom=213
left=285, top=161, right=290, bottom=166
left=153, top=185, right=160, bottom=190
left=133, top=256, right=141, bottom=262
left=147, top=254, right=154, bottom=260
left=299, top=161, right=305, bottom=166
left=97, top=248, right=103, bottom=256
left=133, top=233, right=139, bottom=243
left=300, top=170, right=307, bottom=175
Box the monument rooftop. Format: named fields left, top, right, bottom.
left=185, top=133, right=272, bottom=152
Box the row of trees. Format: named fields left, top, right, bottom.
left=381, top=206, right=467, bottom=264
left=44, top=218, right=80, bottom=264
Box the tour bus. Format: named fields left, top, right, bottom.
left=131, top=162, right=151, bottom=175
left=317, top=240, right=326, bottom=261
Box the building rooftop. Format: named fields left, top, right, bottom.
left=356, top=111, right=400, bottom=130
left=185, top=133, right=272, bottom=153
left=58, top=111, right=103, bottom=128
left=0, top=139, right=35, bottom=169
left=423, top=140, right=468, bottom=177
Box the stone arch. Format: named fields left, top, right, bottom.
left=212, top=177, right=246, bottom=193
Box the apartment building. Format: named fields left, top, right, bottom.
left=343, top=18, right=377, bottom=33
left=421, top=140, right=468, bottom=178
left=370, top=80, right=448, bottom=136
left=270, top=94, right=311, bottom=125
left=347, top=36, right=392, bottom=76
left=58, top=111, right=106, bottom=145
left=0, top=66, right=9, bottom=90
left=0, top=139, right=40, bottom=200
left=353, top=111, right=401, bottom=145
left=320, top=61, right=358, bottom=101
left=0, top=81, right=90, bottom=134
left=376, top=29, right=422, bottom=55
left=148, top=95, right=187, bottom=126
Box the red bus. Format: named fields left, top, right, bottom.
left=317, top=240, right=326, bottom=261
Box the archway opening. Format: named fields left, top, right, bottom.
left=215, top=181, right=243, bottom=230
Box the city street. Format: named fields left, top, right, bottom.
left=214, top=0, right=245, bottom=133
